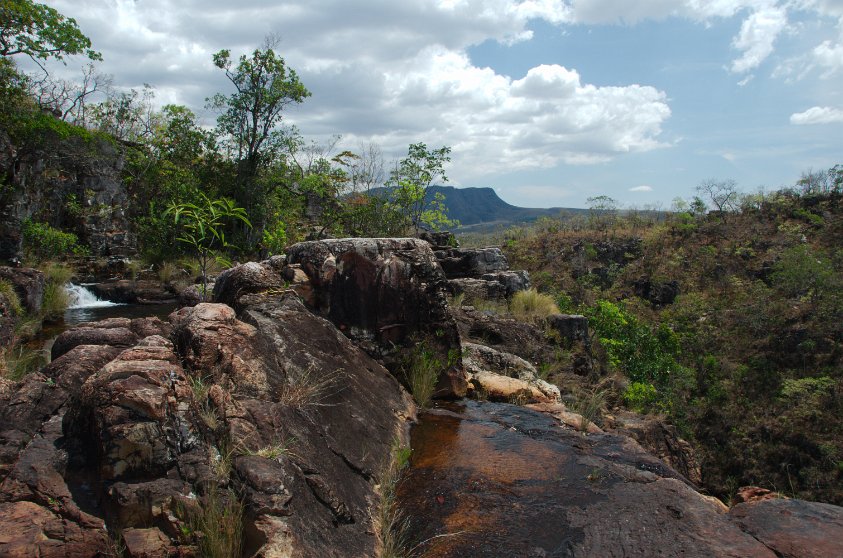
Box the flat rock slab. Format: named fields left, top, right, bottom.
left=398, top=401, right=776, bottom=558
left=729, top=498, right=843, bottom=558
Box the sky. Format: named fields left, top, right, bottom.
left=33, top=0, right=843, bottom=209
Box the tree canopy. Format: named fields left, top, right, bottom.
left=0, top=0, right=101, bottom=64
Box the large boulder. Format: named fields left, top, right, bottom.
left=171, top=297, right=416, bottom=557
left=434, top=246, right=509, bottom=279
left=90, top=279, right=177, bottom=304
left=284, top=238, right=467, bottom=398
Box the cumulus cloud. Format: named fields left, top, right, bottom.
left=790, top=105, right=843, bottom=124
left=629, top=185, right=654, bottom=192
left=729, top=6, right=788, bottom=73
left=41, top=0, right=675, bottom=184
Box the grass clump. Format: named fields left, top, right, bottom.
left=279, top=364, right=344, bottom=410
left=41, top=263, right=73, bottom=321
left=377, top=439, right=412, bottom=558
left=0, top=279, right=23, bottom=316
left=185, top=485, right=243, bottom=558
left=510, top=289, right=560, bottom=323
left=401, top=345, right=442, bottom=410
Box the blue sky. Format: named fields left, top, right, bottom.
left=33, top=1, right=843, bottom=208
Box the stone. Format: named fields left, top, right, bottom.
left=609, top=411, right=702, bottom=486
left=284, top=238, right=467, bottom=398
left=0, top=500, right=109, bottom=557
left=546, top=313, right=589, bottom=345
left=729, top=498, right=843, bottom=558
left=417, top=230, right=458, bottom=249
left=434, top=246, right=510, bottom=278
left=122, top=527, right=174, bottom=558
left=91, top=279, right=177, bottom=304
left=480, top=270, right=531, bottom=296
left=633, top=276, right=680, bottom=306
left=462, top=342, right=560, bottom=403
left=0, top=266, right=45, bottom=313
left=447, top=277, right=508, bottom=301
left=51, top=325, right=139, bottom=360
left=212, top=260, right=285, bottom=308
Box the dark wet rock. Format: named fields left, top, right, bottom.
left=633, top=276, right=680, bottom=306
left=285, top=238, right=467, bottom=398
left=547, top=313, right=590, bottom=346
left=417, top=230, right=458, bottom=249
left=90, top=279, right=177, bottom=304
left=434, top=246, right=509, bottom=279
left=609, top=410, right=702, bottom=486
left=399, top=401, right=776, bottom=558
left=729, top=498, right=843, bottom=558
left=0, top=266, right=44, bottom=313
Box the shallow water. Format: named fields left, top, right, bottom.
left=398, top=401, right=599, bottom=557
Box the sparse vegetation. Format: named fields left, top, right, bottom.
left=401, top=345, right=442, bottom=410
left=40, top=262, right=72, bottom=321
left=279, top=363, right=344, bottom=410
left=377, top=439, right=412, bottom=558
left=185, top=485, right=243, bottom=558
left=499, top=170, right=843, bottom=504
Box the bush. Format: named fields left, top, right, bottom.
left=401, top=345, right=442, bottom=409
left=510, top=289, right=560, bottom=323
left=624, top=382, right=660, bottom=413
left=22, top=220, right=87, bottom=262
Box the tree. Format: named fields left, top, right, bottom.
left=586, top=195, right=618, bottom=232
left=0, top=0, right=101, bottom=65
left=165, top=195, right=251, bottom=300
left=207, top=36, right=310, bottom=242
left=386, top=142, right=455, bottom=233
left=696, top=179, right=740, bottom=213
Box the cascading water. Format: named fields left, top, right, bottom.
left=65, top=283, right=120, bottom=309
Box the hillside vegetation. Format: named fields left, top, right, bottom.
left=498, top=171, right=843, bottom=504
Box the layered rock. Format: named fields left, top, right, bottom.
left=462, top=342, right=560, bottom=403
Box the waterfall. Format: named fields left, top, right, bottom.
left=65, top=284, right=120, bottom=309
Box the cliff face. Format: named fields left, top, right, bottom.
left=0, top=129, right=135, bottom=261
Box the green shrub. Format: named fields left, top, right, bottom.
left=624, top=382, right=660, bottom=413
left=22, top=220, right=87, bottom=262
left=401, top=345, right=442, bottom=409
left=510, top=289, right=560, bottom=323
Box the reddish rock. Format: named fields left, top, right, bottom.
left=123, top=527, right=175, bottom=558
left=729, top=498, right=843, bottom=558
left=51, top=325, right=138, bottom=360
left=0, top=500, right=109, bottom=557
left=735, top=486, right=783, bottom=504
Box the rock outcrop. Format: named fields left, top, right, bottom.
left=0, top=131, right=135, bottom=261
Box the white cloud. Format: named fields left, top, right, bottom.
left=630, top=185, right=654, bottom=192
left=729, top=6, right=788, bottom=73
left=790, top=105, right=843, bottom=123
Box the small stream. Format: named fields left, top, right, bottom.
left=29, top=284, right=178, bottom=361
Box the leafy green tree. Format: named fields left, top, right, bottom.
left=0, top=0, right=101, bottom=65
left=387, top=142, right=455, bottom=233
left=165, top=195, right=251, bottom=299
left=207, top=37, right=310, bottom=242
